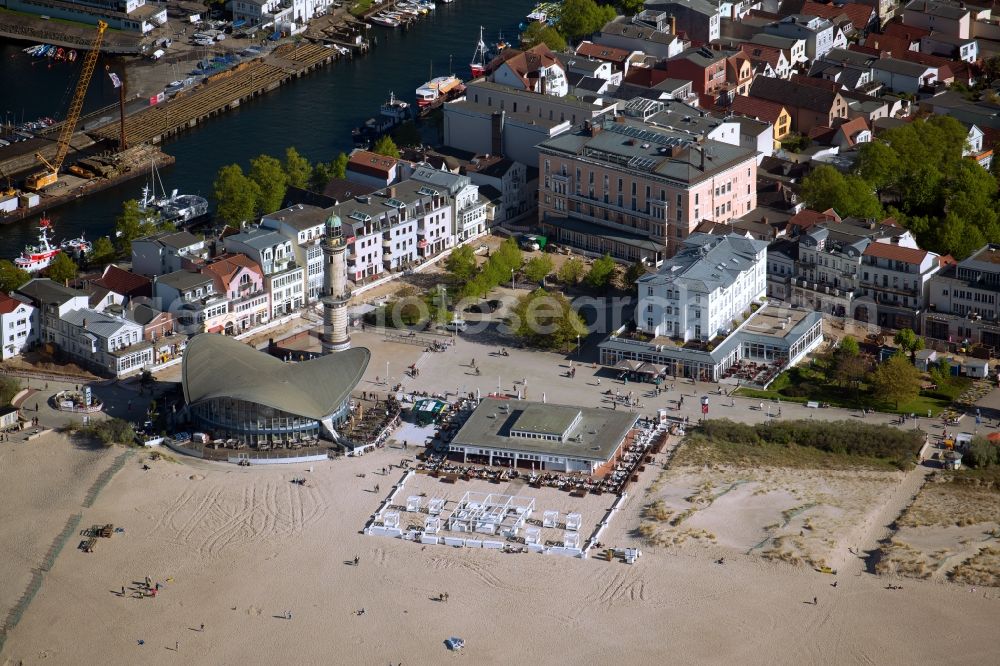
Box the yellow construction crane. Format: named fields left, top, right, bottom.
left=26, top=20, right=107, bottom=191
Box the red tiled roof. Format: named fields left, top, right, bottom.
left=801, top=1, right=875, bottom=30
left=92, top=264, right=151, bottom=298
left=575, top=41, right=630, bottom=65
left=834, top=116, right=870, bottom=146
left=862, top=242, right=929, bottom=264
left=862, top=35, right=919, bottom=57
left=790, top=74, right=840, bottom=92
left=494, top=44, right=561, bottom=89
left=789, top=208, right=841, bottom=230
left=202, top=254, right=263, bottom=291
left=347, top=150, right=398, bottom=178
left=738, top=42, right=788, bottom=70
left=731, top=95, right=787, bottom=124
left=882, top=20, right=930, bottom=41
left=0, top=293, right=26, bottom=314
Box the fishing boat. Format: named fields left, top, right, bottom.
left=416, top=74, right=463, bottom=109
left=352, top=91, right=412, bottom=146
left=470, top=26, right=488, bottom=78
left=14, top=217, right=61, bottom=272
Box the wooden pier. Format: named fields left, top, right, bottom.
left=90, top=41, right=353, bottom=146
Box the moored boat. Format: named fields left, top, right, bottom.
left=14, top=217, right=61, bottom=272
left=470, top=26, right=488, bottom=78
left=415, top=74, right=463, bottom=109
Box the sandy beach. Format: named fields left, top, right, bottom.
left=1, top=431, right=998, bottom=665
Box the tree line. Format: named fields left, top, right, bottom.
left=801, top=115, right=1000, bottom=260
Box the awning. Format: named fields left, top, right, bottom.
left=207, top=325, right=223, bottom=334
left=636, top=362, right=666, bottom=375
left=614, top=359, right=642, bottom=371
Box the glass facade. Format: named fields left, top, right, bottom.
left=190, top=397, right=351, bottom=446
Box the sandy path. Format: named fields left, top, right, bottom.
left=833, top=463, right=933, bottom=575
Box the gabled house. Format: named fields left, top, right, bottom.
left=730, top=95, right=792, bottom=147
left=0, top=293, right=36, bottom=360
left=801, top=1, right=877, bottom=35
left=871, top=57, right=938, bottom=93
left=574, top=41, right=634, bottom=75
left=201, top=254, right=270, bottom=335
left=748, top=77, right=848, bottom=133
left=90, top=264, right=152, bottom=301
left=738, top=42, right=792, bottom=79
left=764, top=14, right=838, bottom=60
left=491, top=44, right=568, bottom=97
left=646, top=0, right=723, bottom=44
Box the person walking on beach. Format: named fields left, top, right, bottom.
left=200, top=623, right=204, bottom=632
left=354, top=555, right=359, bottom=566
left=813, top=597, right=817, bottom=605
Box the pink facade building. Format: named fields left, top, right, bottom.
left=537, top=118, right=759, bottom=261
left=201, top=254, right=270, bottom=335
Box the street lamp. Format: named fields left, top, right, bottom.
left=385, top=361, right=389, bottom=386
left=511, top=268, right=515, bottom=292
left=577, top=334, right=581, bottom=359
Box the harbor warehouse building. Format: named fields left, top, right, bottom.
left=181, top=334, right=369, bottom=446
left=448, top=398, right=637, bottom=474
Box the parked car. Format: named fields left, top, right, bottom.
left=444, top=320, right=468, bottom=332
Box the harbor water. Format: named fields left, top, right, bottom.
left=0, top=0, right=534, bottom=257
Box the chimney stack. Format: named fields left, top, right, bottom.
left=670, top=14, right=677, bottom=35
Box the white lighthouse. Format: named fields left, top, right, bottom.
left=321, top=213, right=351, bottom=353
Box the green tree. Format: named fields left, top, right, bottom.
left=283, top=146, right=313, bottom=189
left=0, top=260, right=30, bottom=293
left=445, top=244, right=477, bottom=282
left=869, top=354, right=922, bottom=409
left=214, top=164, right=261, bottom=227
left=615, top=0, right=644, bottom=13
left=309, top=152, right=348, bottom=191
left=47, top=252, right=78, bottom=284
left=524, top=255, right=554, bottom=283
left=511, top=288, right=587, bottom=350
left=372, top=135, right=400, bottom=159
left=114, top=199, right=158, bottom=251
left=856, top=140, right=900, bottom=195
left=839, top=335, right=860, bottom=356
left=624, top=260, right=647, bottom=286
left=520, top=22, right=568, bottom=51
left=249, top=154, right=289, bottom=215
left=801, top=165, right=882, bottom=219
left=558, top=257, right=586, bottom=285
left=89, top=236, right=116, bottom=266
left=585, top=254, right=616, bottom=290
left=556, top=0, right=616, bottom=41
left=893, top=328, right=924, bottom=361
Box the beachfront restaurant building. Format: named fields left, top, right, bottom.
left=447, top=398, right=637, bottom=474
left=181, top=333, right=369, bottom=447
left=598, top=304, right=824, bottom=384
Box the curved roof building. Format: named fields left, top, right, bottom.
left=182, top=334, right=369, bottom=446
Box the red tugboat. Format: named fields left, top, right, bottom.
left=14, top=217, right=62, bottom=272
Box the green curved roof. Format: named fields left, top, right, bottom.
left=182, top=334, right=369, bottom=420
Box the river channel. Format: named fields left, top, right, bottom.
left=0, top=0, right=534, bottom=256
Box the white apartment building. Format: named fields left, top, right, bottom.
left=331, top=180, right=453, bottom=281
left=0, top=293, right=36, bottom=360
left=764, top=15, right=837, bottom=61
left=260, top=204, right=329, bottom=301
left=409, top=166, right=489, bottom=242
left=858, top=242, right=940, bottom=332
left=462, top=155, right=535, bottom=226
left=232, top=0, right=334, bottom=30
left=924, top=244, right=1000, bottom=346
left=223, top=229, right=305, bottom=318
left=636, top=233, right=768, bottom=342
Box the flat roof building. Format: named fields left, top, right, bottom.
left=448, top=398, right=638, bottom=474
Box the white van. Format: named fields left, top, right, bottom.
left=445, top=320, right=468, bottom=332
